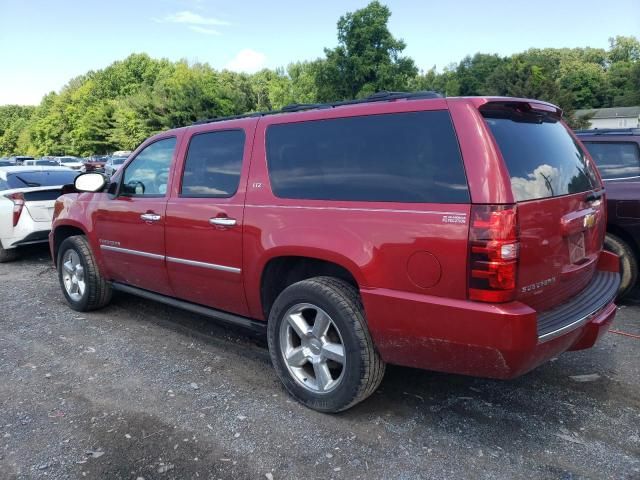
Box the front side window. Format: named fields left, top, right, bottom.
left=582, top=141, right=640, bottom=180
left=265, top=110, right=469, bottom=203
left=180, top=130, right=245, bottom=197
left=122, top=137, right=176, bottom=196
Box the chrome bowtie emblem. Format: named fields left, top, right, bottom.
left=583, top=213, right=596, bottom=229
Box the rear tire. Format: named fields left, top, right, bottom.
left=267, top=276, right=385, bottom=413
left=57, top=235, right=112, bottom=311
left=604, top=233, right=638, bottom=300
left=0, top=243, right=18, bottom=263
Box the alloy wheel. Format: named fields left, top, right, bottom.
left=279, top=303, right=346, bottom=393
left=61, top=249, right=86, bottom=302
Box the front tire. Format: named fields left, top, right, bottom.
left=57, top=235, right=112, bottom=311
left=604, top=233, right=638, bottom=300
left=267, top=277, right=385, bottom=413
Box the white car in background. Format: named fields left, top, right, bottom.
left=104, top=156, right=127, bottom=177
left=56, top=156, right=86, bottom=172
left=0, top=166, right=80, bottom=262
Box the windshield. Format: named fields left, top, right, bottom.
left=60, top=158, right=78, bottom=164
left=6, top=170, right=79, bottom=188
left=113, top=158, right=126, bottom=165
left=483, top=113, right=599, bottom=201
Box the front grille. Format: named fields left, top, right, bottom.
left=537, top=270, right=619, bottom=342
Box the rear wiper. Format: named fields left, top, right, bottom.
left=15, top=175, right=41, bottom=187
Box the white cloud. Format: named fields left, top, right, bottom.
left=155, top=10, right=230, bottom=26
left=224, top=49, right=267, bottom=73
left=189, top=25, right=221, bottom=35
left=511, top=164, right=563, bottom=201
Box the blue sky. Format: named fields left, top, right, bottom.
left=1, top=0, right=638, bottom=105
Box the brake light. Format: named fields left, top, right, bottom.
left=4, top=192, right=25, bottom=227
left=468, top=205, right=519, bottom=303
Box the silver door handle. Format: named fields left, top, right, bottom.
left=140, top=213, right=161, bottom=222
left=209, top=217, right=237, bottom=227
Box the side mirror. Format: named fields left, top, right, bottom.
left=74, top=173, right=106, bottom=192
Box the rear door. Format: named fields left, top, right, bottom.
left=481, top=103, right=605, bottom=311
left=164, top=121, right=255, bottom=316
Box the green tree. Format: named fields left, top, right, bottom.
left=559, top=61, right=608, bottom=108
left=0, top=105, right=35, bottom=154
left=456, top=53, right=505, bottom=95
left=0, top=3, right=637, bottom=157
left=608, top=36, right=640, bottom=63
left=315, top=1, right=417, bottom=101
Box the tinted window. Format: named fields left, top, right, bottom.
left=6, top=170, right=79, bottom=188
left=484, top=117, right=599, bottom=201
left=582, top=142, right=640, bottom=180
left=181, top=130, right=245, bottom=197
left=266, top=111, right=469, bottom=203
left=122, top=137, right=176, bottom=196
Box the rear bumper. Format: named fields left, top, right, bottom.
left=362, top=252, right=620, bottom=379
left=1, top=211, right=52, bottom=250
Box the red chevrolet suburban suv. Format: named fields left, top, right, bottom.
left=50, top=92, right=620, bottom=412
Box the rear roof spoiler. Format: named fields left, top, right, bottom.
left=479, top=100, right=563, bottom=123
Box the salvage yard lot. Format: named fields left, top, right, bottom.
left=1, top=246, right=639, bottom=479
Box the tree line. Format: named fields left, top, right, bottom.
left=1, top=1, right=639, bottom=156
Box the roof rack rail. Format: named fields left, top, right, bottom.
left=574, top=127, right=640, bottom=135
left=191, top=90, right=442, bottom=126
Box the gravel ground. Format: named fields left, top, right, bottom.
left=1, top=245, right=639, bottom=480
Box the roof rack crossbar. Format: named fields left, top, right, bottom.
left=191, top=90, right=442, bottom=126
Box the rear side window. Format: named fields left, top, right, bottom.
left=181, top=130, right=245, bottom=197
left=266, top=111, right=469, bottom=203
left=582, top=142, right=640, bottom=180
left=483, top=114, right=599, bottom=201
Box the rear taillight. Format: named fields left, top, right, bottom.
left=4, top=192, right=25, bottom=227
left=468, top=204, right=519, bottom=303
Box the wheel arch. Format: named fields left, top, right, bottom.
left=52, top=222, right=89, bottom=262
left=257, top=251, right=364, bottom=321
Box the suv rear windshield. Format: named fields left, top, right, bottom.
left=483, top=109, right=599, bottom=202
left=266, top=110, right=469, bottom=203
left=581, top=141, right=640, bottom=180
left=6, top=170, right=79, bottom=188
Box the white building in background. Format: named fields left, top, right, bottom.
left=575, top=106, right=640, bottom=129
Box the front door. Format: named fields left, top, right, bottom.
left=165, top=126, right=252, bottom=316
left=94, top=136, right=178, bottom=296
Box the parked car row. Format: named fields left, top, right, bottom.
left=49, top=92, right=626, bottom=413
left=0, top=153, right=132, bottom=176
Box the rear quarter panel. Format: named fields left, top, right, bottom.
left=243, top=100, right=471, bottom=320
